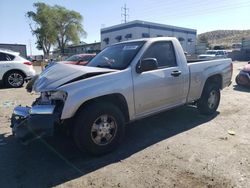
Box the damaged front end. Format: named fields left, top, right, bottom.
left=10, top=90, right=67, bottom=144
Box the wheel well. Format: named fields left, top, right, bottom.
left=204, top=74, right=222, bottom=89
left=76, top=94, right=130, bottom=123
left=3, top=69, right=27, bottom=80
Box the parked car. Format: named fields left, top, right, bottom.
left=58, top=53, right=96, bottom=66
left=11, top=37, right=232, bottom=155
left=198, top=50, right=228, bottom=60
left=0, top=49, right=36, bottom=88
left=235, top=62, right=250, bottom=87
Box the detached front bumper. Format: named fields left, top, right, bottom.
left=11, top=105, right=59, bottom=143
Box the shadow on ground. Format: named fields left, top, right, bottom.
left=0, top=82, right=8, bottom=89
left=0, top=82, right=25, bottom=90
left=233, top=84, right=250, bottom=92
left=0, top=106, right=219, bottom=187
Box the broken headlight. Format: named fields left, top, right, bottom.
left=42, top=91, right=67, bottom=102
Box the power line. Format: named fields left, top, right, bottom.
left=139, top=1, right=250, bottom=22
left=121, top=4, right=129, bottom=23
left=138, top=0, right=249, bottom=15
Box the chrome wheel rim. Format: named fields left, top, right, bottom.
left=8, top=73, right=24, bottom=87
left=208, top=90, right=218, bottom=109
left=91, top=114, right=117, bottom=146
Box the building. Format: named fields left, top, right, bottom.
left=101, top=20, right=197, bottom=54
left=0, top=43, right=27, bottom=58
left=53, top=42, right=101, bottom=57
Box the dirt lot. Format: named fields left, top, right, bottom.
left=0, top=62, right=250, bottom=188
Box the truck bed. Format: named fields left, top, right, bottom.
left=187, top=58, right=232, bottom=102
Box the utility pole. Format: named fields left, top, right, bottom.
left=28, top=39, right=32, bottom=56
left=121, top=4, right=129, bottom=23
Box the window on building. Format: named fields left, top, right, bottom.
left=188, top=38, right=194, bottom=43
left=178, top=37, right=185, bottom=42
left=103, top=37, right=109, bottom=45
left=142, top=33, right=150, bottom=38
left=157, top=35, right=163, bottom=37
left=115, top=35, right=122, bottom=42
left=125, top=34, right=132, bottom=39
left=142, top=41, right=177, bottom=68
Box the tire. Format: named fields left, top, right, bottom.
left=235, top=75, right=240, bottom=85
left=73, top=102, right=125, bottom=156
left=197, top=83, right=220, bottom=115
left=4, top=71, right=25, bottom=88
left=26, top=75, right=39, bottom=92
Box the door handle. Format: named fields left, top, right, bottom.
left=171, top=70, right=181, bottom=77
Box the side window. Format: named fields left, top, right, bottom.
left=6, top=54, right=15, bottom=61
left=142, top=41, right=177, bottom=68
left=0, top=52, right=14, bottom=61
left=0, top=53, right=7, bottom=61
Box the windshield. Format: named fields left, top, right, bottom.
left=206, top=51, right=216, bottom=54
left=66, top=55, right=82, bottom=61
left=87, top=41, right=145, bottom=70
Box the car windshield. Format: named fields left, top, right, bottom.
left=66, top=55, right=82, bottom=61
left=87, top=41, right=145, bottom=70
left=206, top=51, right=217, bottom=54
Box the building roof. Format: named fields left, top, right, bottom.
left=0, top=43, right=26, bottom=46
left=101, top=20, right=197, bottom=35
left=66, top=42, right=100, bottom=48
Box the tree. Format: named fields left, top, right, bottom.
left=26, top=3, right=57, bottom=58
left=27, top=3, right=85, bottom=57
left=53, top=5, right=85, bottom=55
left=198, top=35, right=208, bottom=44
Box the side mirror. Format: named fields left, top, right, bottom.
left=136, top=58, right=158, bottom=73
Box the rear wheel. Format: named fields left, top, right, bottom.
left=197, top=83, right=220, bottom=115
left=235, top=75, right=240, bottom=85
left=73, top=102, right=125, bottom=156
left=4, top=71, right=25, bottom=88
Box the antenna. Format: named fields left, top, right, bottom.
left=121, top=4, right=129, bottom=23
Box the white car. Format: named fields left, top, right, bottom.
left=198, top=50, right=228, bottom=60
left=0, top=49, right=36, bottom=88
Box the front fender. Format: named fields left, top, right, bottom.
left=59, top=69, right=135, bottom=120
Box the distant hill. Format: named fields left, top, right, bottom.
left=198, top=30, right=250, bottom=47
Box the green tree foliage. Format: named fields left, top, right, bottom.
left=27, top=3, right=85, bottom=57
left=53, top=5, right=85, bottom=55
left=27, top=3, right=56, bottom=58
left=198, top=35, right=208, bottom=43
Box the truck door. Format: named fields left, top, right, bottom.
left=133, top=41, right=186, bottom=116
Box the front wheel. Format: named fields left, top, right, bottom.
left=73, top=102, right=125, bottom=156
left=197, top=83, right=220, bottom=115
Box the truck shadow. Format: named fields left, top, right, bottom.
left=233, top=84, right=250, bottom=92
left=0, top=106, right=219, bottom=187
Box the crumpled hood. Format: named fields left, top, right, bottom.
left=33, top=63, right=117, bottom=92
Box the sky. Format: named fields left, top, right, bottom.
left=0, top=0, right=250, bottom=55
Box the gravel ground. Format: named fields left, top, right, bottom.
left=0, top=62, right=250, bottom=188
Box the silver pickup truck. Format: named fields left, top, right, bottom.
left=11, top=37, right=232, bottom=155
